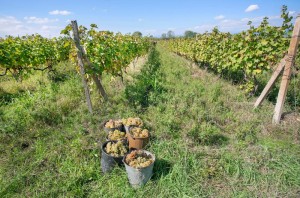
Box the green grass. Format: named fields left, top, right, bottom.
left=0, top=45, right=299, bottom=197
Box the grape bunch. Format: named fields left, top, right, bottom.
left=122, top=117, right=143, bottom=127
left=105, top=119, right=123, bottom=128
left=130, top=127, right=149, bottom=138
left=125, top=150, right=153, bottom=168
left=108, top=130, right=126, bottom=141
left=105, top=141, right=128, bottom=157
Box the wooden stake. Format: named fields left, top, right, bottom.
left=273, top=14, right=300, bottom=123
left=71, top=20, right=93, bottom=114
left=254, top=56, right=286, bottom=108
left=82, top=47, right=108, bottom=101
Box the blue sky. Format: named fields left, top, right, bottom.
left=0, top=0, right=299, bottom=37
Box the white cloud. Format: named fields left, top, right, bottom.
left=0, top=16, right=25, bottom=36
left=194, top=24, right=216, bottom=31
left=0, top=16, right=62, bottom=37
left=0, top=16, right=21, bottom=25
left=41, top=25, right=61, bottom=31
left=245, top=5, right=259, bottom=12
left=241, top=15, right=280, bottom=23
left=192, top=14, right=284, bottom=34
left=288, top=11, right=297, bottom=16
left=24, top=16, right=58, bottom=24
left=214, top=15, right=225, bottom=20
left=49, top=10, right=71, bottom=15
left=221, top=19, right=229, bottom=23
left=289, top=11, right=295, bottom=15
left=269, top=15, right=281, bottom=20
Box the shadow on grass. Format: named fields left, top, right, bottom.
left=207, top=134, right=229, bottom=146
left=151, top=159, right=172, bottom=181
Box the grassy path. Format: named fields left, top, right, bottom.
left=0, top=45, right=299, bottom=197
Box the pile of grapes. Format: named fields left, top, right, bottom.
left=129, top=127, right=149, bottom=138
left=125, top=150, right=153, bottom=168
left=105, top=119, right=123, bottom=129
left=122, top=117, right=143, bottom=127
left=105, top=141, right=128, bottom=157
left=107, top=130, right=126, bottom=141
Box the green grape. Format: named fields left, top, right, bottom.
left=105, top=141, right=128, bottom=157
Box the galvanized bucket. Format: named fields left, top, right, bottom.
left=101, top=141, right=125, bottom=173
left=123, top=150, right=155, bottom=188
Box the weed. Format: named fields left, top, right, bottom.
left=125, top=47, right=165, bottom=111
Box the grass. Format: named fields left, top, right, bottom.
left=0, top=44, right=299, bottom=197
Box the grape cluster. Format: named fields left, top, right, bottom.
left=105, top=119, right=123, bottom=128
left=108, top=130, right=126, bottom=141
left=105, top=141, right=128, bottom=157
left=130, top=127, right=149, bottom=138
left=122, top=117, right=143, bottom=127
left=125, top=150, right=153, bottom=168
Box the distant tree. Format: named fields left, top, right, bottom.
left=167, top=30, right=175, bottom=38
left=132, top=31, right=142, bottom=37
left=184, top=30, right=197, bottom=38
left=161, top=33, right=167, bottom=39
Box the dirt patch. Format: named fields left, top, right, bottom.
left=126, top=55, right=148, bottom=74
left=282, top=112, right=300, bottom=124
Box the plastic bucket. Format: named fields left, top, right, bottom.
left=123, top=150, right=155, bottom=188
left=101, top=141, right=125, bottom=173
left=126, top=128, right=149, bottom=149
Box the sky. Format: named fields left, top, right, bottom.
left=0, top=0, right=299, bottom=37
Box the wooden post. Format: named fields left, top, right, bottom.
left=71, top=20, right=93, bottom=114
left=82, top=47, right=108, bottom=101
left=254, top=56, right=286, bottom=108
left=273, top=14, right=300, bottom=123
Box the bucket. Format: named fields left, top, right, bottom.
left=126, top=127, right=149, bottom=149
left=100, top=141, right=126, bottom=173
left=123, top=150, right=155, bottom=188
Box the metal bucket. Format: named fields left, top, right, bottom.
left=123, top=150, right=155, bottom=188
left=100, top=141, right=125, bottom=173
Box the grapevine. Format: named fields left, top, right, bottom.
left=162, top=6, right=299, bottom=94
left=0, top=35, right=71, bottom=79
